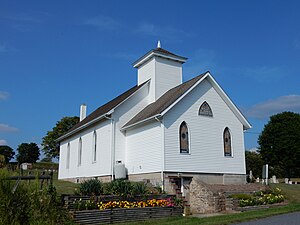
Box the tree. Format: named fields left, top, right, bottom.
left=245, top=151, right=263, bottom=178
left=0, top=145, right=15, bottom=163
left=42, top=116, right=79, bottom=159
left=16, top=143, right=40, bottom=164
left=258, top=112, right=300, bottom=178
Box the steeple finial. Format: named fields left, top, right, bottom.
left=157, top=40, right=161, bottom=48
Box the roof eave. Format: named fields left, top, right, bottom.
left=160, top=72, right=210, bottom=116
left=133, top=51, right=187, bottom=68
left=206, top=73, right=252, bottom=130
left=56, top=113, right=110, bottom=142
left=121, top=114, right=162, bottom=131
left=57, top=81, right=150, bottom=142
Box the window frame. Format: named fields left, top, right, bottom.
left=78, top=137, right=82, bottom=166
left=223, top=127, right=233, bottom=157
left=92, top=130, right=97, bottom=163
left=179, top=121, right=190, bottom=154
left=66, top=142, right=70, bottom=169
left=198, top=101, right=213, bottom=117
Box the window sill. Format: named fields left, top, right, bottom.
left=180, top=152, right=191, bottom=155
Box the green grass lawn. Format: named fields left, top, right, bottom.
left=119, top=183, right=300, bottom=225
left=52, top=172, right=79, bottom=195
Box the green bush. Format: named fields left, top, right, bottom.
left=131, top=182, right=149, bottom=196
left=0, top=170, right=31, bottom=224
left=108, top=179, right=133, bottom=197
left=79, top=179, right=103, bottom=195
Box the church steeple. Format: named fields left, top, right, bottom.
left=157, top=40, right=161, bottom=48
left=133, top=42, right=187, bottom=103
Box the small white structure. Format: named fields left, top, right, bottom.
left=21, top=163, right=32, bottom=170
left=58, top=43, right=251, bottom=190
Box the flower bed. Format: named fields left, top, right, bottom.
left=73, top=197, right=175, bottom=210
left=230, top=187, right=285, bottom=207
left=69, top=196, right=182, bottom=224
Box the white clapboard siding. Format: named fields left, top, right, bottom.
left=137, top=57, right=155, bottom=85
left=58, top=120, right=111, bottom=179
left=155, top=57, right=182, bottom=100
left=113, top=83, right=150, bottom=164
left=164, top=78, right=246, bottom=174
left=126, top=121, right=162, bottom=174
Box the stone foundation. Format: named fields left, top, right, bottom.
left=61, top=172, right=246, bottom=187
left=61, top=175, right=112, bottom=183
left=128, top=172, right=162, bottom=187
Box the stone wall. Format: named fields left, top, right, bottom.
left=61, top=175, right=112, bottom=183
left=189, top=176, right=268, bottom=214
left=189, top=176, right=225, bottom=214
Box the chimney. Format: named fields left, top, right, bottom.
left=80, top=104, right=87, bottom=121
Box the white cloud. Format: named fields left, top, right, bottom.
left=0, top=124, right=19, bottom=132
left=242, top=66, right=284, bottom=83
left=0, top=139, right=7, bottom=145
left=246, top=95, right=300, bottom=119
left=135, top=22, right=193, bottom=40
left=0, top=13, right=42, bottom=32
left=0, top=44, right=7, bottom=53
left=247, top=147, right=259, bottom=153
left=293, top=39, right=300, bottom=49
left=83, top=15, right=120, bottom=30
left=0, top=91, right=9, bottom=100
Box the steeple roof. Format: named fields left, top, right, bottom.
left=132, top=46, right=187, bottom=68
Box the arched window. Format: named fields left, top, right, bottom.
left=66, top=142, right=70, bottom=169
left=199, top=101, right=213, bottom=117
left=223, top=127, right=232, bottom=156
left=78, top=137, right=82, bottom=166
left=179, top=121, right=189, bottom=154
left=93, top=131, right=97, bottom=162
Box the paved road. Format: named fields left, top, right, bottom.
left=232, top=212, right=300, bottom=225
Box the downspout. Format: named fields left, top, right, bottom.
left=105, top=115, right=115, bottom=181
left=155, top=116, right=165, bottom=191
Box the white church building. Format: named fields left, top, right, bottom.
left=58, top=42, right=251, bottom=191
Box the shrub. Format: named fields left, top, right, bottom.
left=79, top=179, right=103, bottom=196
left=131, top=182, right=149, bottom=196
left=232, top=188, right=285, bottom=207
left=108, top=179, right=133, bottom=198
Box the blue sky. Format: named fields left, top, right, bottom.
left=1, top=0, right=300, bottom=159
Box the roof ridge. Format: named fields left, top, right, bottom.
left=60, top=80, right=149, bottom=138
left=122, top=72, right=208, bottom=129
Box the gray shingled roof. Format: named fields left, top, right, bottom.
left=132, top=47, right=187, bottom=67
left=122, top=72, right=207, bottom=129
left=64, top=80, right=149, bottom=136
